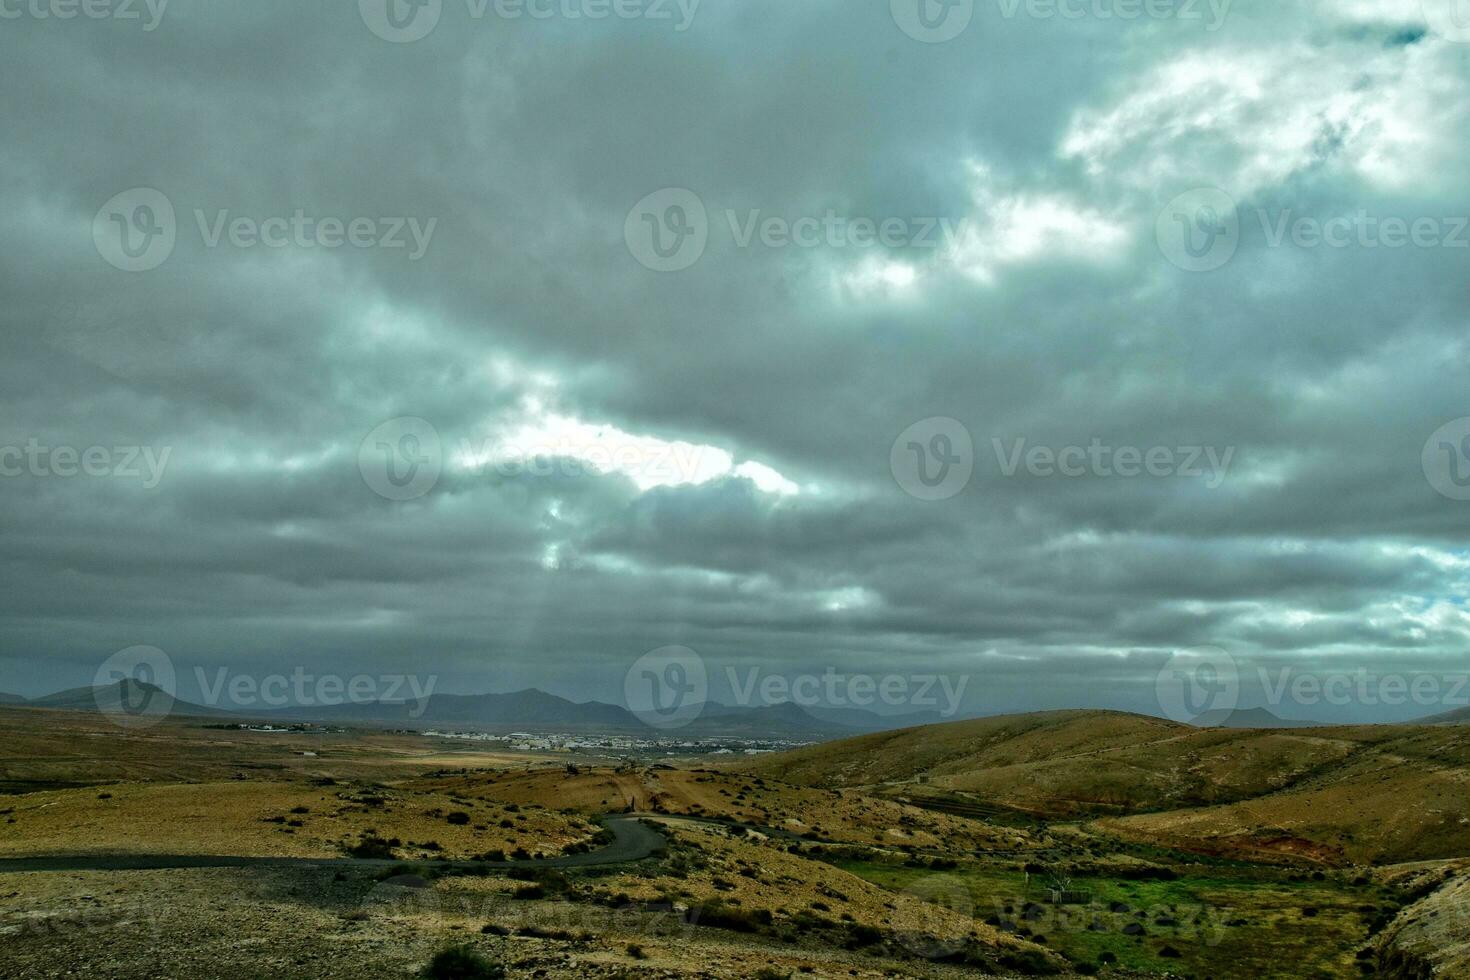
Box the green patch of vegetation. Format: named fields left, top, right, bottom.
left=832, top=855, right=1396, bottom=978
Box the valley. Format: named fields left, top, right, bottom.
left=1, top=705, right=1467, bottom=978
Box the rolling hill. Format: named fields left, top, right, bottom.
left=743, top=709, right=1470, bottom=864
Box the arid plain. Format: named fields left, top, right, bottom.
left=2, top=706, right=1468, bottom=979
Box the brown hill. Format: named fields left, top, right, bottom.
left=743, top=710, right=1470, bottom=864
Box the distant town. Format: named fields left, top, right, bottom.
left=421, top=728, right=811, bottom=757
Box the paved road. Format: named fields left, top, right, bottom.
left=0, top=814, right=666, bottom=875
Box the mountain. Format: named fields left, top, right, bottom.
left=1192, top=705, right=1326, bottom=728
left=6, top=681, right=934, bottom=737
left=25, top=680, right=228, bottom=719
left=802, top=703, right=948, bottom=730
left=257, top=692, right=931, bottom=737
left=683, top=700, right=913, bottom=737
left=1415, top=705, right=1470, bottom=724
left=0, top=692, right=25, bottom=705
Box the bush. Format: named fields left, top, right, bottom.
left=626, top=943, right=646, bottom=959
left=685, top=900, right=772, bottom=934
left=421, top=945, right=504, bottom=980
left=345, top=835, right=397, bottom=860
left=447, top=811, right=471, bottom=825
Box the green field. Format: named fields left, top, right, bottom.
left=832, top=857, right=1393, bottom=978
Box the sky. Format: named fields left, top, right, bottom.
left=3, top=0, right=1470, bottom=724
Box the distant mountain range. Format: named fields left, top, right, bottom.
left=1192, top=705, right=1327, bottom=729
left=0, top=681, right=946, bottom=738
left=1416, top=705, right=1470, bottom=725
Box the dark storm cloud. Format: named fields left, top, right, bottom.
left=2, top=0, right=1468, bottom=723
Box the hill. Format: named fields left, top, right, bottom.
left=26, top=680, right=228, bottom=719
left=1416, top=704, right=1470, bottom=725
left=743, top=709, right=1470, bottom=864
left=0, top=692, right=25, bottom=705
left=1196, top=705, right=1326, bottom=728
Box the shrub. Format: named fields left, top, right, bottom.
left=447, top=811, right=471, bottom=825
left=626, top=943, right=646, bottom=959
left=685, top=900, right=772, bottom=933
left=345, top=835, right=397, bottom=860
left=421, top=945, right=504, bottom=980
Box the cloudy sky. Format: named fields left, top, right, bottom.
left=3, top=0, right=1469, bottom=723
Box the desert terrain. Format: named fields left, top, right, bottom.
left=2, top=705, right=1468, bottom=978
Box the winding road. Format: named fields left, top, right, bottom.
left=0, top=814, right=666, bottom=875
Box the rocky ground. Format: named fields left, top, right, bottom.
left=0, top=863, right=1065, bottom=979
